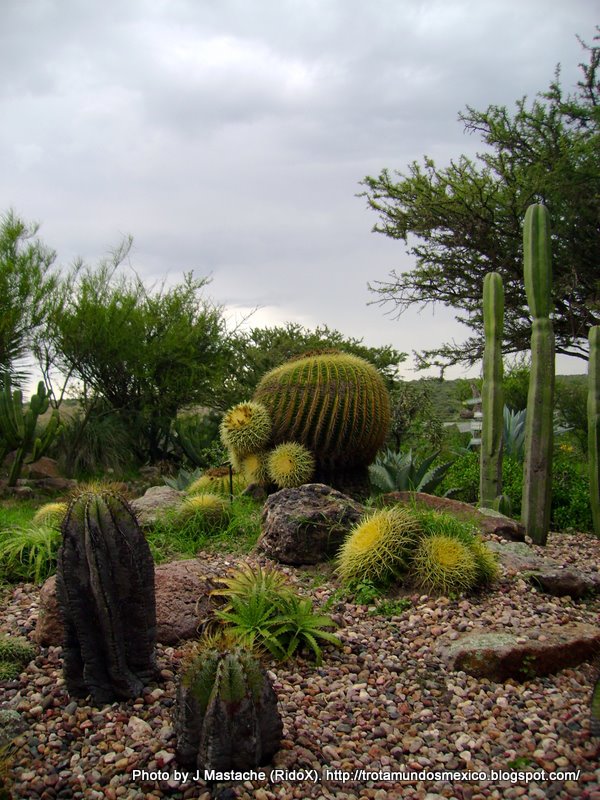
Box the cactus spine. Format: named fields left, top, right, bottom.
left=56, top=489, right=156, bottom=703
left=521, top=204, right=554, bottom=545
left=0, top=376, right=62, bottom=486
left=588, top=326, right=600, bottom=536
left=479, top=272, right=504, bottom=508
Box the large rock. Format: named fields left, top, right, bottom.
left=487, top=540, right=600, bottom=598
left=34, top=560, right=220, bottom=647
left=381, top=492, right=526, bottom=541
left=256, top=483, right=366, bottom=565
left=437, top=623, right=600, bottom=681
left=130, top=485, right=184, bottom=526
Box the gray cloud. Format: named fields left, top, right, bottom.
left=1, top=0, right=597, bottom=383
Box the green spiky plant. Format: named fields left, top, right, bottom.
left=56, top=488, right=156, bottom=703
left=0, top=524, right=61, bottom=583
left=186, top=467, right=245, bottom=497
left=336, top=506, right=420, bottom=585
left=267, top=442, right=315, bottom=488
left=174, top=631, right=282, bottom=770
left=0, top=634, right=36, bottom=681
left=32, top=502, right=68, bottom=529
left=173, top=493, right=231, bottom=526
left=253, top=351, right=391, bottom=474
left=239, top=451, right=270, bottom=486
left=411, top=534, right=479, bottom=595
left=521, top=203, right=555, bottom=545
left=368, top=448, right=455, bottom=494
left=219, top=401, right=272, bottom=458
left=588, top=326, right=600, bottom=537
left=0, top=376, right=62, bottom=486
left=480, top=272, right=504, bottom=508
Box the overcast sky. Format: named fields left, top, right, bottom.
left=2, top=0, right=597, bottom=383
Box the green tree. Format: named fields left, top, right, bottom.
left=225, top=321, right=406, bottom=402
left=0, top=210, right=58, bottom=384
left=361, top=32, right=600, bottom=371
left=46, top=249, right=233, bottom=462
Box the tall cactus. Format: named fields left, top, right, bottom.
left=479, top=272, right=504, bottom=508
left=521, top=204, right=554, bottom=545
left=56, top=488, right=157, bottom=703
left=588, top=326, right=600, bottom=536
left=0, top=376, right=62, bottom=486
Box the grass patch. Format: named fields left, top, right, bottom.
left=146, top=495, right=262, bottom=562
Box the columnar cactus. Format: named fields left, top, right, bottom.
left=479, top=272, right=504, bottom=508
left=174, top=637, right=282, bottom=770
left=56, top=489, right=157, bottom=704
left=0, top=376, right=62, bottom=486
left=588, top=327, right=600, bottom=537
left=253, top=351, right=391, bottom=474
left=521, top=203, right=555, bottom=545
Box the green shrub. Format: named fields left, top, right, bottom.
left=0, top=525, right=60, bottom=583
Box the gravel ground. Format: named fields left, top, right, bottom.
left=1, top=530, right=599, bottom=800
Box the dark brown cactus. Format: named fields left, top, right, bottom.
left=174, top=638, right=282, bottom=771
left=56, top=489, right=157, bottom=704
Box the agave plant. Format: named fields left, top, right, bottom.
left=503, top=406, right=571, bottom=462
left=269, top=595, right=341, bottom=665
left=368, top=448, right=455, bottom=495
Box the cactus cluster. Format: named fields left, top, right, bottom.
left=56, top=488, right=156, bottom=703
left=0, top=376, right=62, bottom=486
left=521, top=204, right=555, bottom=545
left=337, top=504, right=498, bottom=596
left=479, top=272, right=504, bottom=509
left=174, top=634, right=282, bottom=771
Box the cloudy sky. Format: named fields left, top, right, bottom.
left=2, top=0, right=597, bottom=382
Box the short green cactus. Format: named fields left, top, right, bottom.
left=480, top=272, right=504, bottom=508
left=521, top=204, right=555, bottom=545
left=175, top=492, right=230, bottom=524
left=267, top=442, right=315, bottom=488
left=32, top=502, right=68, bottom=529
left=219, top=401, right=272, bottom=458
left=0, top=376, right=62, bottom=486
left=253, top=351, right=391, bottom=473
left=239, top=451, right=270, bottom=486
left=411, top=534, right=479, bottom=595
left=174, top=634, right=282, bottom=770
left=187, top=467, right=245, bottom=496
left=588, top=326, right=600, bottom=537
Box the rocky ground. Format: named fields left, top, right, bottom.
left=1, top=530, right=599, bottom=800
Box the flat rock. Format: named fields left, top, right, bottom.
left=487, top=540, right=600, bottom=598
left=381, top=492, right=526, bottom=541
left=34, top=559, right=220, bottom=647
left=437, top=623, right=600, bottom=681
left=130, top=485, right=184, bottom=526
left=256, top=483, right=366, bottom=565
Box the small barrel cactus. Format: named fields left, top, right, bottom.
left=253, top=351, right=391, bottom=474
left=56, top=489, right=157, bottom=704
left=187, top=467, right=245, bottom=496
left=267, top=442, right=315, bottom=488
left=174, top=635, right=282, bottom=771
left=411, top=534, right=479, bottom=596
left=219, top=401, right=272, bottom=458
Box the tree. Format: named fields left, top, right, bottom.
left=0, top=210, right=58, bottom=384
left=225, top=322, right=407, bottom=403
left=361, top=32, right=600, bottom=371
left=45, top=248, right=233, bottom=462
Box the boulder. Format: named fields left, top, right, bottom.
left=437, top=623, right=600, bottom=681
left=130, top=485, right=184, bottom=526
left=487, top=540, right=600, bottom=598
left=256, top=483, right=366, bottom=565
left=26, top=457, right=62, bottom=479
left=34, top=560, right=220, bottom=647
left=381, top=492, right=526, bottom=541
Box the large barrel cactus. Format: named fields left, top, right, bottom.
left=174, top=636, right=282, bottom=771
left=253, top=351, right=391, bottom=474
left=56, top=488, right=157, bottom=704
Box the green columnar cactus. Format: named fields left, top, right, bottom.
left=588, top=326, right=600, bottom=537
left=521, top=203, right=555, bottom=545
left=253, top=352, right=391, bottom=473
left=592, top=672, right=600, bottom=737
left=174, top=636, right=282, bottom=770
left=479, top=272, right=504, bottom=508
left=0, top=376, right=62, bottom=486
left=56, top=489, right=157, bottom=703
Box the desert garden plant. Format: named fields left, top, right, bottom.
left=0, top=634, right=36, bottom=681
left=267, top=441, right=315, bottom=488
left=368, top=448, right=455, bottom=495
left=0, top=525, right=60, bottom=584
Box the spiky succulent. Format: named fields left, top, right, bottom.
left=175, top=492, right=230, bottom=522
left=32, top=502, right=68, bottom=529
left=187, top=467, right=245, bottom=496
left=267, top=442, right=315, bottom=488
left=239, top=452, right=271, bottom=486
left=336, top=506, right=420, bottom=585
left=219, top=401, right=272, bottom=458
left=411, top=534, right=479, bottom=596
